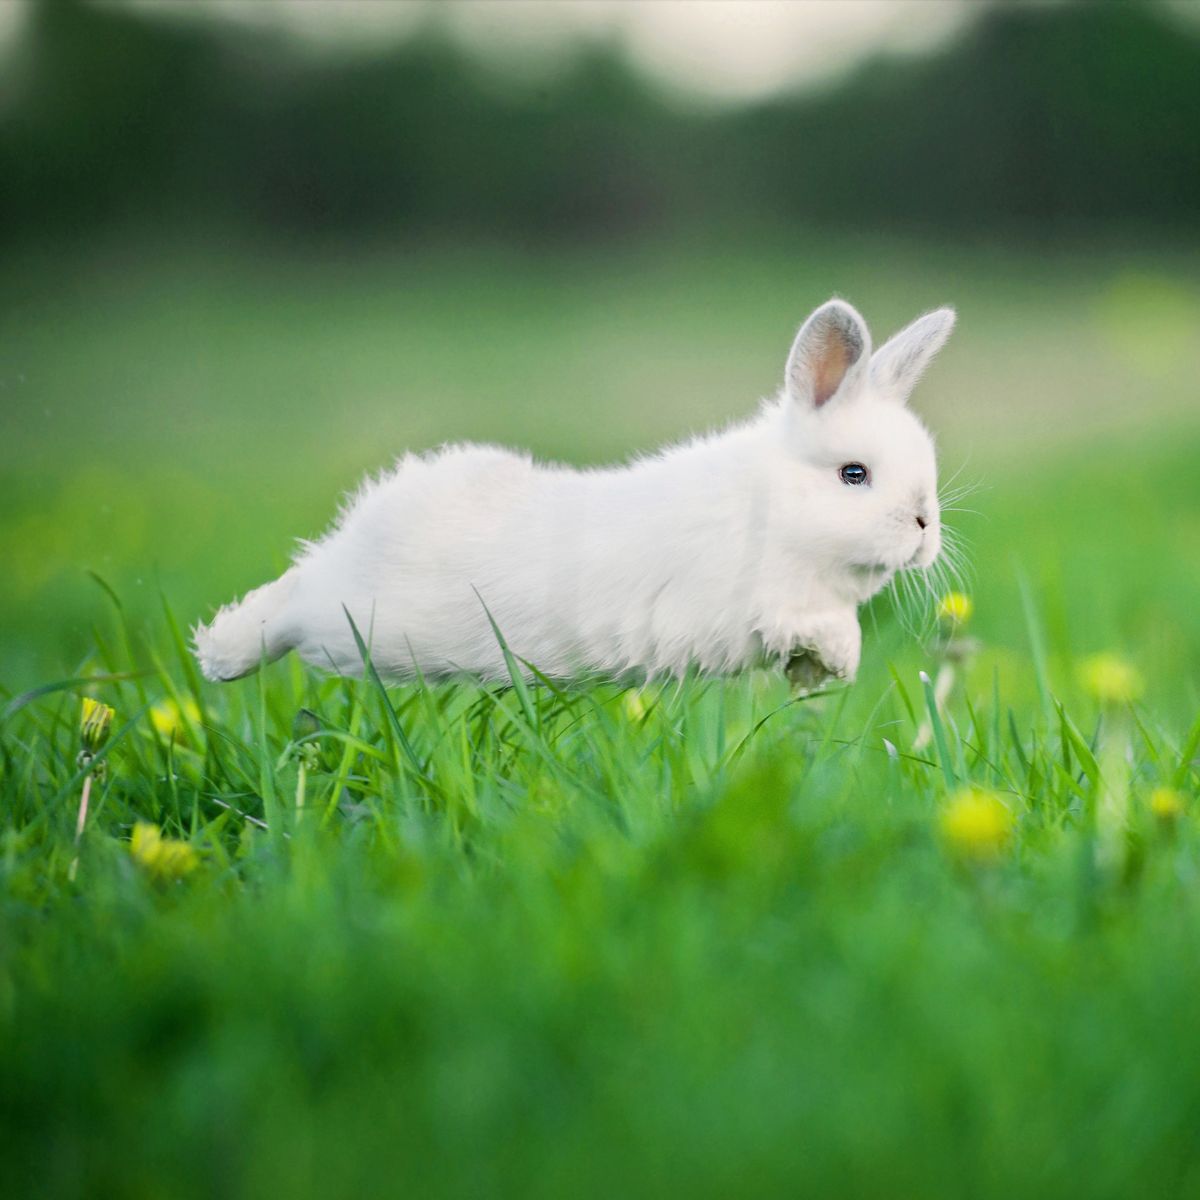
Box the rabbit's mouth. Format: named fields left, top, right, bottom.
left=912, top=530, right=941, bottom=569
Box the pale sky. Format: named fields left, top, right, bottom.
left=444, top=1, right=971, bottom=100
left=4, top=1, right=1198, bottom=103
left=0, top=0, right=977, bottom=101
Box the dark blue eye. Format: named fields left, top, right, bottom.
left=839, top=462, right=869, bottom=486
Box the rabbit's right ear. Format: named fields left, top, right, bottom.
left=869, top=307, right=956, bottom=405
left=784, top=300, right=872, bottom=411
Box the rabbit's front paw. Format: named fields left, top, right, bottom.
left=785, top=612, right=861, bottom=687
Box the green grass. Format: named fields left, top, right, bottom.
left=2, top=236, right=1200, bottom=1198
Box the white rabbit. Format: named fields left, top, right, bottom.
left=194, top=298, right=954, bottom=686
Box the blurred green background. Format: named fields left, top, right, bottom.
left=6, top=6, right=1200, bottom=1198
left=1, top=0, right=1199, bottom=687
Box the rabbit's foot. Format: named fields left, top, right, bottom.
left=784, top=612, right=861, bottom=689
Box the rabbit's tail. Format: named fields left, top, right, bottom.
left=193, top=569, right=299, bottom=682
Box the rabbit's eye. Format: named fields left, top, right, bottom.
left=839, top=462, right=870, bottom=486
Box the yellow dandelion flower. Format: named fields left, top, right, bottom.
left=937, top=591, right=973, bottom=625
left=939, top=787, right=1014, bottom=861
left=1078, top=652, right=1144, bottom=705
left=1149, top=787, right=1185, bottom=822
left=80, top=696, right=114, bottom=754
left=129, top=823, right=199, bottom=882
left=150, top=695, right=201, bottom=740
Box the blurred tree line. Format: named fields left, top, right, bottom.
left=1, top=0, right=1198, bottom=247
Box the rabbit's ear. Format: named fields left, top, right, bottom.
left=869, top=308, right=956, bottom=405
left=785, top=300, right=872, bottom=410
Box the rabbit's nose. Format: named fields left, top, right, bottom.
left=916, top=514, right=928, bottom=530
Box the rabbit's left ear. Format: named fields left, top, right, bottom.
left=869, top=308, right=956, bottom=405
left=785, top=300, right=872, bottom=411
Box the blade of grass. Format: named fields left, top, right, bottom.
left=342, top=606, right=426, bottom=787
left=920, top=670, right=957, bottom=790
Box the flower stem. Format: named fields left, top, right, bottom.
left=68, top=774, right=93, bottom=882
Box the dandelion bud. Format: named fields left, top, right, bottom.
left=149, top=696, right=201, bottom=740
left=1149, top=787, right=1185, bottom=822
left=939, top=787, right=1014, bottom=862
left=80, top=697, right=114, bottom=756
left=937, top=592, right=973, bottom=626
left=1078, top=653, right=1144, bottom=705
left=129, top=823, right=199, bottom=882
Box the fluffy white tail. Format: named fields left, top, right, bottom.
left=193, top=569, right=297, bottom=682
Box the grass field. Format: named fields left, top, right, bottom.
left=2, top=235, right=1200, bottom=1198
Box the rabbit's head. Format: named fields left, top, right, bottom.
left=775, top=299, right=955, bottom=597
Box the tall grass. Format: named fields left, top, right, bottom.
left=2, top=240, right=1199, bottom=1197
left=3, top=517, right=1199, bottom=1196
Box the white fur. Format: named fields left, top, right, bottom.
left=194, top=299, right=955, bottom=684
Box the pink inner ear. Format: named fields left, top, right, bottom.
left=813, top=333, right=853, bottom=408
